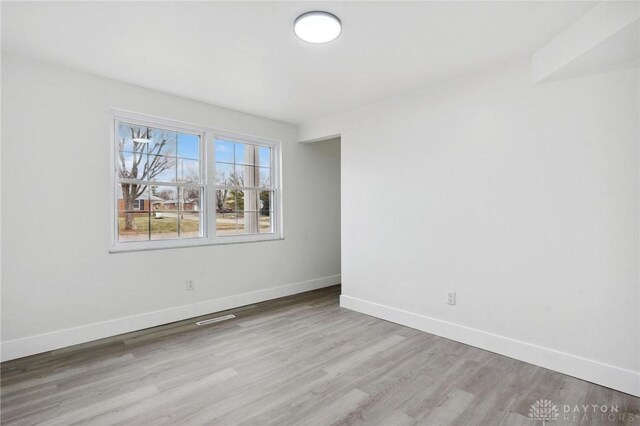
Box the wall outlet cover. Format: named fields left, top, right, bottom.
left=186, top=279, right=195, bottom=291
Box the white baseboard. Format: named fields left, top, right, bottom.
left=1, top=274, right=341, bottom=362
left=340, top=294, right=640, bottom=397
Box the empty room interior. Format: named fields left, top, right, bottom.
left=1, top=1, right=640, bottom=424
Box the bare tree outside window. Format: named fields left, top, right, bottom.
left=216, top=169, right=243, bottom=213
left=113, top=114, right=278, bottom=248
left=117, top=125, right=176, bottom=230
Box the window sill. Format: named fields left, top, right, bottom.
left=109, top=237, right=285, bottom=254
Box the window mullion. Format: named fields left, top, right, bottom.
left=205, top=130, right=216, bottom=243
left=214, top=185, right=263, bottom=191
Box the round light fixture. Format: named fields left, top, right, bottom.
left=294, top=11, right=341, bottom=44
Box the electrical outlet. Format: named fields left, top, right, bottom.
left=447, top=291, right=456, bottom=305
left=186, top=279, right=195, bottom=291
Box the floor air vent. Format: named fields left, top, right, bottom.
left=196, top=314, right=236, bottom=326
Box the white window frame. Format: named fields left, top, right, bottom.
left=110, top=109, right=283, bottom=252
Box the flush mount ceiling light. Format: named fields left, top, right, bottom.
left=294, top=11, right=342, bottom=44
left=132, top=138, right=151, bottom=143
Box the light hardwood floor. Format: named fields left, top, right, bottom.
left=1, top=285, right=638, bottom=425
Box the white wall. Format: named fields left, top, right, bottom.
left=310, top=59, right=639, bottom=395
left=1, top=54, right=341, bottom=360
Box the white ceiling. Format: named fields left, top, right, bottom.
left=2, top=1, right=596, bottom=124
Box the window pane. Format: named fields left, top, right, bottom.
left=153, top=186, right=177, bottom=209
left=257, top=167, right=271, bottom=188
left=234, top=164, right=264, bottom=187
left=118, top=184, right=150, bottom=211
left=235, top=143, right=247, bottom=165
left=118, top=211, right=150, bottom=242
left=180, top=212, right=203, bottom=239
left=236, top=190, right=259, bottom=211
left=223, top=189, right=239, bottom=211
left=237, top=211, right=259, bottom=235
left=239, top=164, right=263, bottom=187
left=259, top=191, right=273, bottom=213
left=148, top=129, right=177, bottom=157
left=178, top=187, right=202, bottom=238
left=233, top=164, right=247, bottom=186
left=259, top=211, right=274, bottom=234
left=118, top=122, right=177, bottom=155
left=150, top=211, right=178, bottom=240
left=177, top=133, right=200, bottom=160
left=215, top=139, right=235, bottom=163
left=258, top=146, right=271, bottom=168
left=117, top=124, right=135, bottom=152
left=235, top=143, right=258, bottom=166
left=216, top=188, right=234, bottom=213
left=229, top=189, right=241, bottom=211
left=177, top=159, right=200, bottom=183
left=149, top=185, right=177, bottom=242
left=215, top=163, right=234, bottom=186
left=179, top=187, right=201, bottom=212
left=117, top=151, right=148, bottom=180
left=120, top=124, right=176, bottom=155
left=148, top=155, right=177, bottom=182
left=216, top=210, right=237, bottom=235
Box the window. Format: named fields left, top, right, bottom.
left=214, top=139, right=274, bottom=237
left=112, top=111, right=281, bottom=251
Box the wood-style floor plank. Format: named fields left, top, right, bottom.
left=1, top=285, right=638, bottom=425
